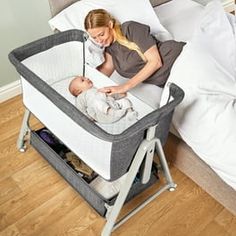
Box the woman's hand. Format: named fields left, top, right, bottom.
left=98, top=84, right=129, bottom=95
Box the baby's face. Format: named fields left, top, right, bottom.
left=74, top=76, right=93, bottom=95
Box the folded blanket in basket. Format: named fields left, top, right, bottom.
left=89, top=174, right=127, bottom=199
left=65, top=151, right=94, bottom=176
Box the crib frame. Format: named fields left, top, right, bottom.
left=9, top=29, right=184, bottom=235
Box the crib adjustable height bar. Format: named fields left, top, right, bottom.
left=101, top=125, right=176, bottom=236
left=82, top=32, right=88, bottom=77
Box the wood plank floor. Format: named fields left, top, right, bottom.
left=0, top=95, right=235, bottom=236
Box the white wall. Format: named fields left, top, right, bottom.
left=0, top=0, right=52, bottom=88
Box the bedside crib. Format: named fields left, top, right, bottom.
left=9, top=29, right=184, bottom=236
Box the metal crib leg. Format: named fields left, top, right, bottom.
left=17, top=108, right=31, bottom=152
left=155, top=139, right=176, bottom=191
left=101, top=127, right=176, bottom=235
left=101, top=140, right=149, bottom=236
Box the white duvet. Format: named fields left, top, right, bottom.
left=161, top=0, right=236, bottom=189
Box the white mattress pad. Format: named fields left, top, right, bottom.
left=51, top=69, right=155, bottom=134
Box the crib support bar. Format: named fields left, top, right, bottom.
left=17, top=108, right=31, bottom=152
left=156, top=139, right=175, bottom=185
left=102, top=139, right=150, bottom=236
left=101, top=126, right=176, bottom=236
left=113, top=183, right=171, bottom=231
left=140, top=125, right=157, bottom=184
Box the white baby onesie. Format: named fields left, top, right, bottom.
left=75, top=87, right=138, bottom=125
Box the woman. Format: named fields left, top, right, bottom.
left=84, top=9, right=185, bottom=95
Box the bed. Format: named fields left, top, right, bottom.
left=46, top=0, right=236, bottom=216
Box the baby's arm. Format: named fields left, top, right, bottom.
left=93, top=93, right=135, bottom=124
left=116, top=97, right=138, bottom=121
left=99, top=98, right=138, bottom=124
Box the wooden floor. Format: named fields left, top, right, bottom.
left=0, top=95, right=236, bottom=236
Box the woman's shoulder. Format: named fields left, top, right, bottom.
left=121, top=21, right=150, bottom=34
left=122, top=20, right=147, bottom=29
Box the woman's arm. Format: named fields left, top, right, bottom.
left=97, top=52, right=115, bottom=77
left=99, top=45, right=162, bottom=95
left=126, top=45, right=162, bottom=89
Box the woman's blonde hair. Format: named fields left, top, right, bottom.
left=84, top=9, right=146, bottom=61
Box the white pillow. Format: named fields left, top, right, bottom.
left=191, top=0, right=236, bottom=77
left=48, top=0, right=172, bottom=41
left=154, top=0, right=204, bottom=42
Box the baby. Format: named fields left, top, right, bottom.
left=69, top=76, right=138, bottom=124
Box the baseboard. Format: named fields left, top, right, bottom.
left=0, top=80, right=22, bottom=103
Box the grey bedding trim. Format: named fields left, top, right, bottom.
left=9, top=29, right=184, bottom=143
left=48, top=0, right=173, bottom=16
left=150, top=0, right=172, bottom=7
left=48, top=0, right=78, bottom=16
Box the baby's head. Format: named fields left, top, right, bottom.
left=69, top=76, right=93, bottom=96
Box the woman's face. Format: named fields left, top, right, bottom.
left=87, top=26, right=114, bottom=47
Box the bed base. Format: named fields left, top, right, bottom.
left=18, top=108, right=176, bottom=236
left=165, top=133, right=236, bottom=216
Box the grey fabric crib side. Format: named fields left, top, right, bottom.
left=9, top=29, right=184, bottom=181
